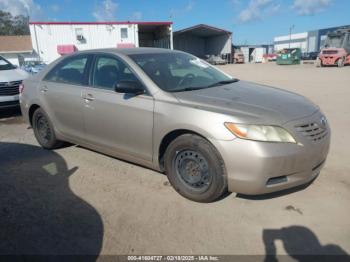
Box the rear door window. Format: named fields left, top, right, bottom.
left=44, top=55, right=89, bottom=85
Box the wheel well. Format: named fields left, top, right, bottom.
left=28, top=104, right=40, bottom=126
left=158, top=129, right=205, bottom=171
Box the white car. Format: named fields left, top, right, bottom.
left=0, top=56, right=28, bottom=109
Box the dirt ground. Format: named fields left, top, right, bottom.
left=0, top=62, right=349, bottom=259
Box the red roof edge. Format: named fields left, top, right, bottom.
left=29, top=21, right=173, bottom=25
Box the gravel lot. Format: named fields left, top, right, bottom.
left=0, top=62, right=349, bottom=258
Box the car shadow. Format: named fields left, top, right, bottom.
left=76, top=145, right=233, bottom=202
left=0, top=142, right=103, bottom=259
left=236, top=177, right=316, bottom=201
left=263, top=226, right=350, bottom=262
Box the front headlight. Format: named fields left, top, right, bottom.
left=224, top=123, right=296, bottom=143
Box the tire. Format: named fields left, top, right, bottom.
left=164, top=134, right=227, bottom=202
left=337, top=58, right=344, bottom=67
left=32, top=108, right=63, bottom=149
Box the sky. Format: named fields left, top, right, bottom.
left=0, top=0, right=349, bottom=44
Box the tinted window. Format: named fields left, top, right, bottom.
left=92, top=55, right=139, bottom=90
left=129, top=52, right=233, bottom=92
left=0, top=56, right=16, bottom=71
left=45, top=55, right=88, bottom=85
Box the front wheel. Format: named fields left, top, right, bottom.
left=337, top=58, right=344, bottom=67
left=164, top=134, right=227, bottom=202
left=32, top=108, right=64, bottom=149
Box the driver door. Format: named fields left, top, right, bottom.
left=82, top=54, right=154, bottom=163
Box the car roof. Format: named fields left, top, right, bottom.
left=76, top=47, right=182, bottom=56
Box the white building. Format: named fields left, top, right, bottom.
left=274, top=25, right=350, bottom=53
left=274, top=32, right=308, bottom=52
left=29, top=21, right=173, bottom=63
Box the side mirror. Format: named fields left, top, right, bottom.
left=114, top=80, right=145, bottom=95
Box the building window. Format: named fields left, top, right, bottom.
left=121, top=28, right=128, bottom=39
left=75, top=28, right=85, bottom=42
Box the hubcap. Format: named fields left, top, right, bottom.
left=36, top=115, right=51, bottom=143
left=174, top=150, right=211, bottom=190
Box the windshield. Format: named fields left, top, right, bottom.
left=325, top=35, right=344, bottom=48
left=128, top=52, right=236, bottom=92
left=0, top=56, right=16, bottom=71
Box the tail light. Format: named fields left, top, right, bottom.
left=19, top=83, right=24, bottom=94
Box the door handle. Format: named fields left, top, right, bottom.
left=40, top=86, right=48, bottom=93
left=83, top=93, right=95, bottom=102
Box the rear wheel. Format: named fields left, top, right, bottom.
left=337, top=58, right=344, bottom=67
left=164, top=134, right=227, bottom=202
left=32, top=108, right=63, bottom=149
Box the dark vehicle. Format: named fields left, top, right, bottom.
left=301, top=52, right=319, bottom=60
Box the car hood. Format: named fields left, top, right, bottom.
left=173, top=80, right=319, bottom=125
left=0, top=68, right=29, bottom=82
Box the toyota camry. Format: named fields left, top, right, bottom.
left=20, top=48, right=330, bottom=202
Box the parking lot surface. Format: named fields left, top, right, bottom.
left=0, top=63, right=349, bottom=257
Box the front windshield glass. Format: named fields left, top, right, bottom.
left=0, top=56, right=16, bottom=71
left=129, top=52, right=236, bottom=92
left=325, top=35, right=344, bottom=48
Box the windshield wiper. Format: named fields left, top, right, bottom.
left=182, top=86, right=206, bottom=91
left=170, top=79, right=239, bottom=92
left=169, top=86, right=207, bottom=92
left=206, top=78, right=239, bottom=88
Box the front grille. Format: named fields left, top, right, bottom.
left=0, top=100, right=19, bottom=107
left=322, top=50, right=338, bottom=55
left=295, top=122, right=328, bottom=142
left=0, top=80, right=21, bottom=96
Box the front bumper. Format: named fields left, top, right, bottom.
left=212, top=112, right=331, bottom=195
left=320, top=56, right=338, bottom=65
left=0, top=95, right=20, bottom=109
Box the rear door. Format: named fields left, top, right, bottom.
left=41, top=54, right=92, bottom=141
left=82, top=54, right=154, bottom=162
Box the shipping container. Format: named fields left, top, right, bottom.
left=240, top=46, right=267, bottom=63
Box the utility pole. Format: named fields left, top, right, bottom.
left=289, top=25, right=295, bottom=49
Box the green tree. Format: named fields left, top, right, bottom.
left=0, top=11, right=30, bottom=35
